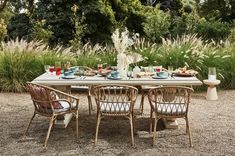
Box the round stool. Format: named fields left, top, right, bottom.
left=203, top=80, right=221, bottom=100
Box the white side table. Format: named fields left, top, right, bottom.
left=203, top=80, right=221, bottom=100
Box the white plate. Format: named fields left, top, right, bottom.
left=152, top=75, right=168, bottom=79
left=61, top=75, right=76, bottom=79
left=107, top=76, right=122, bottom=80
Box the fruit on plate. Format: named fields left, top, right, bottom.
left=98, top=69, right=112, bottom=76
left=136, top=72, right=155, bottom=78
left=173, top=67, right=198, bottom=76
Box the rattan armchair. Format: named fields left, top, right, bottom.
left=148, top=86, right=194, bottom=147
left=93, top=85, right=138, bottom=146
left=24, top=82, right=79, bottom=147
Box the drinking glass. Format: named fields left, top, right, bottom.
left=49, top=66, right=54, bottom=75
left=44, top=65, right=50, bottom=74
left=148, top=65, right=154, bottom=72
left=55, top=61, right=61, bottom=76
left=127, top=67, right=133, bottom=79
left=208, top=67, right=216, bottom=80
left=64, top=61, right=71, bottom=71
left=168, top=66, right=173, bottom=77
left=79, top=67, right=85, bottom=76
left=97, top=64, right=103, bottom=72
left=155, top=66, right=162, bottom=73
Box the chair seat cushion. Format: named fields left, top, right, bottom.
left=100, top=102, right=130, bottom=113
left=156, top=103, right=186, bottom=115
left=53, top=101, right=77, bottom=113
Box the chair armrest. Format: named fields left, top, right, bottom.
left=50, top=88, right=79, bottom=100
left=52, top=98, right=79, bottom=110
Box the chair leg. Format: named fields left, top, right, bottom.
left=139, top=91, right=145, bottom=115
left=95, top=113, right=101, bottom=145
left=24, top=113, right=36, bottom=136
left=152, top=116, right=158, bottom=146
left=76, top=111, right=79, bottom=138
left=87, top=95, right=92, bottom=115
left=44, top=115, right=56, bottom=147
left=132, top=113, right=137, bottom=135
left=186, top=117, right=193, bottom=147
left=129, top=115, right=135, bottom=147
left=149, top=109, right=153, bottom=134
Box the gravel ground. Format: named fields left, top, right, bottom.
left=0, top=90, right=235, bottom=155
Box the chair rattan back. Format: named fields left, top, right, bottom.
left=26, top=82, right=57, bottom=115
left=148, top=86, right=194, bottom=117
left=93, top=85, right=138, bottom=116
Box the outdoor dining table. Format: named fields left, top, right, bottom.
left=32, top=73, right=203, bottom=128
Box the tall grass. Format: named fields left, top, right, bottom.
left=75, top=43, right=117, bottom=68
left=133, top=34, right=235, bottom=90
left=0, top=35, right=234, bottom=92
left=0, top=39, right=76, bottom=92
left=0, top=39, right=44, bottom=92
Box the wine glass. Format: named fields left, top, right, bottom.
left=44, top=65, right=50, bottom=74
left=79, top=67, right=85, bottom=76
left=168, top=66, right=174, bottom=78
left=155, top=65, right=162, bottom=73
left=127, top=67, right=133, bottom=79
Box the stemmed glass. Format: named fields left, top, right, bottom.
left=79, top=67, right=85, bottom=76
left=168, top=66, right=174, bottom=78
left=44, top=65, right=50, bottom=74
left=127, top=67, right=133, bottom=79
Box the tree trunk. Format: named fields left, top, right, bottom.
left=28, top=0, right=34, bottom=14
left=231, top=0, right=235, bottom=19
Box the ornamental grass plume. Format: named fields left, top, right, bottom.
left=111, top=28, right=134, bottom=54
left=0, top=38, right=47, bottom=92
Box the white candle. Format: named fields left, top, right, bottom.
left=208, top=75, right=216, bottom=81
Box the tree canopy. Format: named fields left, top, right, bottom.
left=0, top=0, right=235, bottom=45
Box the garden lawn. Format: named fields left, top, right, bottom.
left=0, top=90, right=235, bottom=155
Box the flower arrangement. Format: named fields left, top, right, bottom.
left=111, top=28, right=143, bottom=77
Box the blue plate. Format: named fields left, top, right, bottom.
left=61, top=75, right=76, bottom=79
left=107, top=76, right=122, bottom=80
left=152, top=75, right=168, bottom=79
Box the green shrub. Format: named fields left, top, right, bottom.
left=195, top=18, right=232, bottom=41
left=142, top=5, right=171, bottom=42
left=7, top=13, right=33, bottom=40
left=31, top=21, right=53, bottom=44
